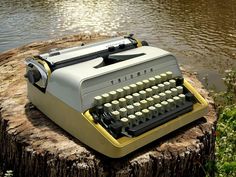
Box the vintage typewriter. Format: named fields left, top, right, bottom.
left=25, top=35, right=208, bottom=158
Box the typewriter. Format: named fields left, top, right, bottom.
left=25, top=35, right=208, bottom=158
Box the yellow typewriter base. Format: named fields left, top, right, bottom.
left=27, top=80, right=208, bottom=158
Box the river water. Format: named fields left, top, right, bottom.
left=0, top=0, right=235, bottom=90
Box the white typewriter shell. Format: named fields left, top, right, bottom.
left=46, top=46, right=182, bottom=112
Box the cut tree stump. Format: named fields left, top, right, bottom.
left=0, top=33, right=217, bottom=177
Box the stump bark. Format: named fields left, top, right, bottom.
left=0, top=33, right=217, bottom=177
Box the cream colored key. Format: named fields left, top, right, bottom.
left=119, top=108, right=127, bottom=117
left=153, top=95, right=160, bottom=103
left=125, top=95, right=133, bottom=105
left=109, top=91, right=117, bottom=100
left=171, top=88, right=178, bottom=96
left=149, top=77, right=156, bottom=86
left=160, top=73, right=167, bottom=82
left=129, top=84, right=138, bottom=93
left=123, top=86, right=131, bottom=95
left=167, top=98, right=175, bottom=110
left=166, top=71, right=173, bottom=80
left=94, top=96, right=103, bottom=106
left=133, top=102, right=141, bottom=112
left=151, top=86, right=159, bottom=95
left=155, top=75, right=162, bottom=84
left=142, top=109, right=150, bottom=120
left=111, top=100, right=120, bottom=110
left=111, top=111, right=120, bottom=120
left=155, top=103, right=164, bottom=114
left=148, top=106, right=156, bottom=117
left=135, top=111, right=143, bottom=123
left=128, top=114, right=136, bottom=126
left=159, top=93, right=166, bottom=101
left=104, top=103, right=112, bottom=112
left=120, top=117, right=129, bottom=131
left=176, top=86, right=183, bottom=94
left=116, top=88, right=124, bottom=98
left=173, top=96, right=181, bottom=106
left=158, top=84, right=165, bottom=92
left=145, top=88, right=153, bottom=97
left=140, top=100, right=148, bottom=109
left=136, top=82, right=144, bottom=91
left=119, top=98, right=127, bottom=107
left=163, top=82, right=171, bottom=90
left=146, top=97, right=154, bottom=107
left=179, top=94, right=186, bottom=104
left=139, top=90, right=147, bottom=99
left=132, top=93, right=140, bottom=102
left=161, top=101, right=168, bottom=112
left=169, top=79, right=176, bottom=88
left=102, top=93, right=110, bottom=103
left=126, top=105, right=134, bottom=115
left=165, top=90, right=172, bottom=99
left=142, top=79, right=150, bottom=88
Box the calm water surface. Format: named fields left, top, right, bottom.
left=0, top=0, right=236, bottom=89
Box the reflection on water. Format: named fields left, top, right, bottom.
left=0, top=0, right=236, bottom=89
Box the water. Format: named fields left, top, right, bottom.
left=0, top=0, right=236, bottom=90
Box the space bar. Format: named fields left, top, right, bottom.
left=127, top=101, right=194, bottom=136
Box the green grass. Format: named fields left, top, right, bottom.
left=211, top=69, right=236, bottom=177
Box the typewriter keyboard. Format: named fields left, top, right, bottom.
left=89, top=71, right=196, bottom=138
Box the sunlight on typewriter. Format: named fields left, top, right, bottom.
left=25, top=35, right=208, bottom=158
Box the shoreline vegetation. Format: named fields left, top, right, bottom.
left=210, top=69, right=236, bottom=177
left=0, top=35, right=235, bottom=176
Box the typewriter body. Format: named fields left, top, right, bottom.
left=25, top=35, right=208, bottom=158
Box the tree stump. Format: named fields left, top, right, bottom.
left=0, top=33, right=217, bottom=177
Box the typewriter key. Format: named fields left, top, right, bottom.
left=146, top=97, right=154, bottom=107
left=148, top=77, right=156, bottom=86
left=111, top=111, right=120, bottom=120
left=158, top=84, right=165, bottom=92
left=154, top=75, right=161, bottom=84
left=126, top=105, right=135, bottom=115
left=109, top=91, right=117, bottom=100
left=123, top=86, right=131, bottom=95
left=111, top=100, right=120, bottom=110
left=116, top=88, right=125, bottom=98
left=159, top=93, right=166, bottom=101
left=133, top=102, right=141, bottom=112
left=119, top=108, right=127, bottom=117
left=151, top=86, right=159, bottom=95
left=166, top=71, right=173, bottom=80
left=104, top=103, right=112, bottom=112
left=160, top=73, right=167, bottom=82
left=129, top=84, right=138, bottom=93
left=102, top=93, right=110, bottom=103
left=136, top=82, right=144, bottom=91
left=119, top=98, right=127, bottom=107
left=164, top=82, right=171, bottom=90
left=94, top=96, right=103, bottom=106
left=153, top=95, right=160, bottom=103
left=171, top=88, right=178, bottom=96
left=139, top=90, right=147, bottom=99
left=169, top=79, right=176, bottom=88
left=140, top=100, right=148, bottom=109
left=125, top=95, right=133, bottom=105
left=142, top=79, right=150, bottom=88
left=165, top=90, right=172, bottom=99
left=132, top=93, right=140, bottom=102
left=177, top=86, right=183, bottom=94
